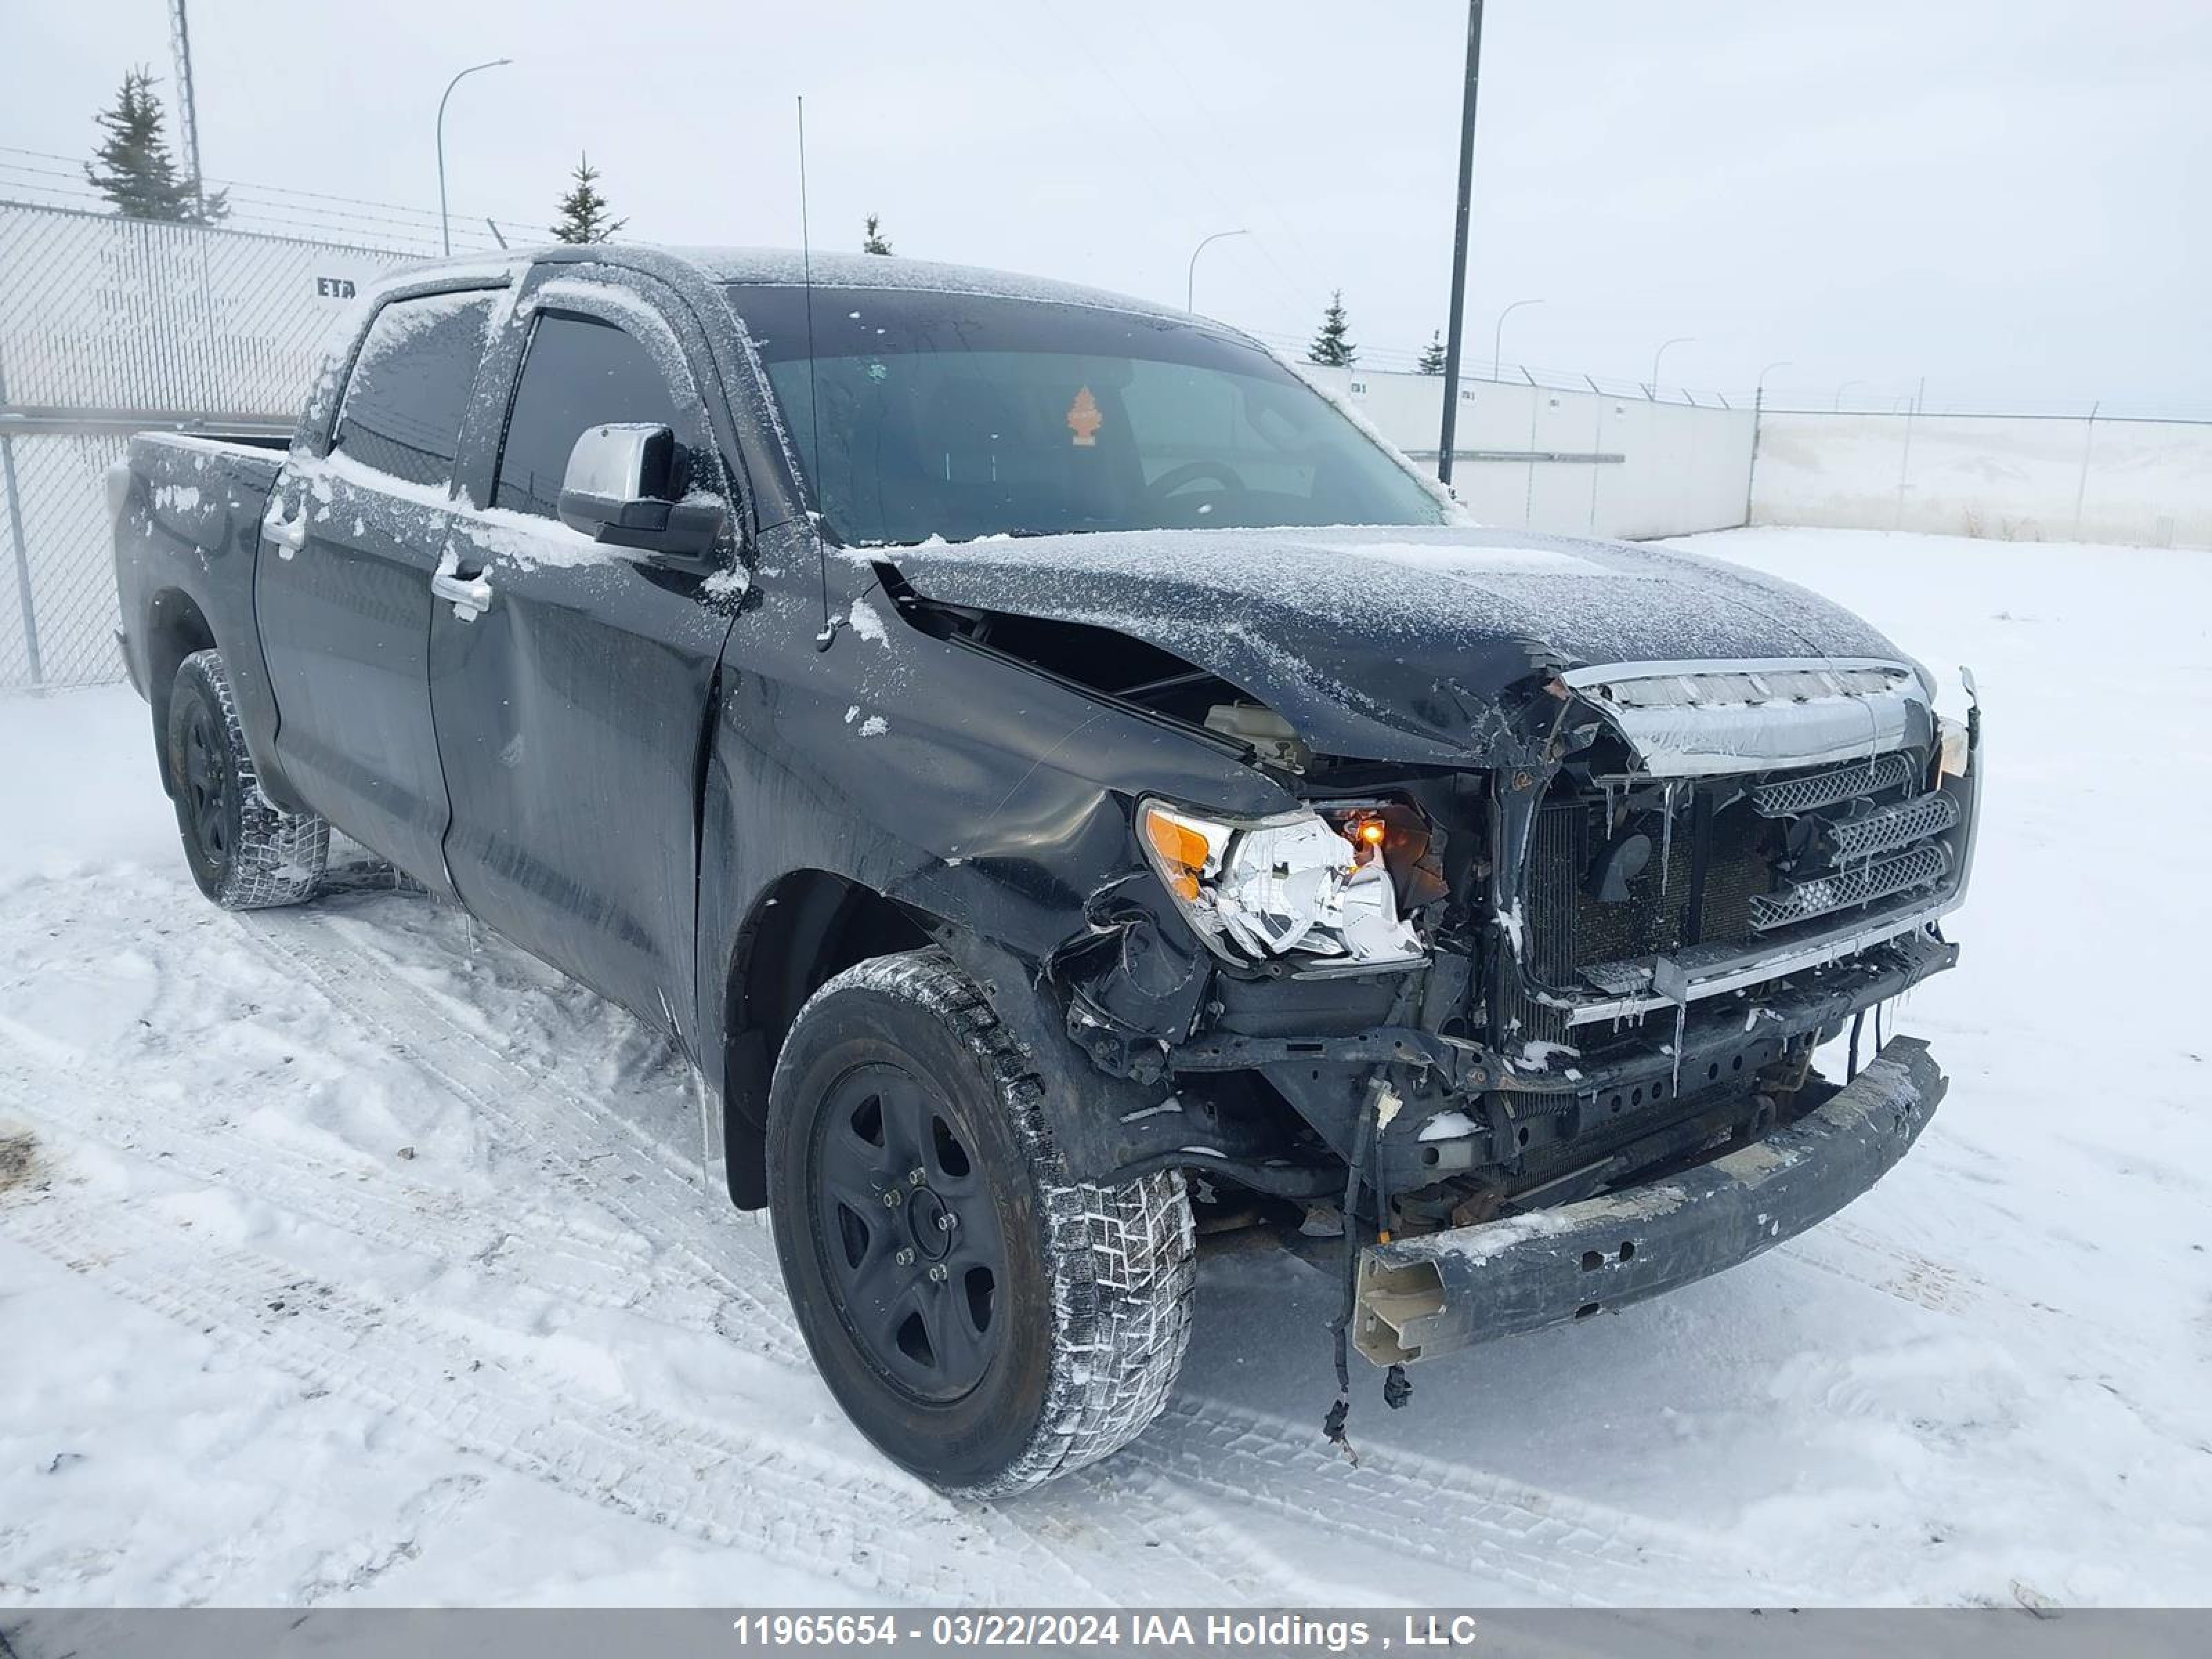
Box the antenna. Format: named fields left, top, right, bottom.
left=798, top=95, right=840, bottom=650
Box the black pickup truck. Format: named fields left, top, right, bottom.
left=111, top=244, right=1980, bottom=1494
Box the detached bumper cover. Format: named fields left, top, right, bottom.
left=1354, top=1036, right=1946, bottom=1365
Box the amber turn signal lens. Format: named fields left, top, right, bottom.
left=1356, top=818, right=1387, bottom=848
left=1143, top=810, right=1211, bottom=901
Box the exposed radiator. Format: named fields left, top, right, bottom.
left=1518, top=747, right=1951, bottom=1015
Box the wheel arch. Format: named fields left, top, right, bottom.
left=145, top=587, right=218, bottom=795
left=719, top=868, right=936, bottom=1208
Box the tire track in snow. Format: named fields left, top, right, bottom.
left=0, top=879, right=1297, bottom=1602
left=1780, top=1218, right=1988, bottom=1316
left=0, top=1026, right=791, bottom=1360
left=232, top=904, right=807, bottom=1360
left=1126, top=1396, right=1810, bottom=1607
left=0, top=1021, right=1304, bottom=1602
left=0, top=1181, right=1141, bottom=1604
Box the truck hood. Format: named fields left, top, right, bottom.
left=885, top=525, right=1919, bottom=767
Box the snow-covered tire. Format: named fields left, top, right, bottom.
left=766, top=948, right=1194, bottom=1496
left=165, top=649, right=328, bottom=910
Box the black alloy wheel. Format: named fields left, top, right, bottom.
left=765, top=949, right=1195, bottom=1494
left=809, top=1061, right=1006, bottom=1403
left=180, top=694, right=233, bottom=868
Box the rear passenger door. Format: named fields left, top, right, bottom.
left=427, top=270, right=742, bottom=1042
left=256, top=282, right=508, bottom=888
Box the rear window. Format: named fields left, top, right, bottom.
left=331, top=290, right=499, bottom=491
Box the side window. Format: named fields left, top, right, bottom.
left=493, top=312, right=691, bottom=518
left=330, top=291, right=498, bottom=490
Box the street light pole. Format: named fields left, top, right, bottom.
left=1434, top=0, right=1488, bottom=487
left=1649, top=336, right=1694, bottom=400
left=1185, top=229, right=1248, bottom=314
left=437, top=57, right=512, bottom=256
left=1832, top=379, right=1866, bottom=412
left=1491, top=297, right=1542, bottom=381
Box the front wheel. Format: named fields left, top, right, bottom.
left=166, top=649, right=328, bottom=910
left=766, top=949, right=1194, bottom=1495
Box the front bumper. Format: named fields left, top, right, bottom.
left=1353, top=1035, right=1945, bottom=1365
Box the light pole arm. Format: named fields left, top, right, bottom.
left=1185, top=229, right=1247, bottom=313
left=1491, top=297, right=1541, bottom=381
left=1650, top=335, right=1694, bottom=400
left=438, top=58, right=512, bottom=256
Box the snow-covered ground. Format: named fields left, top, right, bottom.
left=1, top=527, right=2206, bottom=1608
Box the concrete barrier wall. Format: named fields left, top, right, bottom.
left=1300, top=364, right=1756, bottom=542
left=1750, top=411, right=2212, bottom=550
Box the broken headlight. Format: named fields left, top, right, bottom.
left=1137, top=800, right=1426, bottom=971
left=1936, top=713, right=1972, bottom=780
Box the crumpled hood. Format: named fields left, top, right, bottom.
left=887, top=524, right=1912, bottom=765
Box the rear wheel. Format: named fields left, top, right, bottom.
left=167, top=649, right=328, bottom=910
left=766, top=948, right=1194, bottom=1495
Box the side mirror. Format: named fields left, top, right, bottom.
left=556, top=423, right=725, bottom=564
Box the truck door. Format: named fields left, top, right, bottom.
left=427, top=272, right=740, bottom=1042
left=255, top=282, right=508, bottom=889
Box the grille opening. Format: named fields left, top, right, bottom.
left=1521, top=746, right=1947, bottom=1021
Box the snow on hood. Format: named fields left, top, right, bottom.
left=888, top=524, right=1911, bottom=765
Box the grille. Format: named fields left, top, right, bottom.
left=1515, top=742, right=1956, bottom=1029
left=1749, top=842, right=1950, bottom=931
left=1750, top=751, right=1916, bottom=818
left=1823, top=791, right=1962, bottom=861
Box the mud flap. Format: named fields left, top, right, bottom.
left=1354, top=1036, right=1946, bottom=1365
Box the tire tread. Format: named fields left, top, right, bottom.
left=174, top=648, right=328, bottom=910
left=784, top=948, right=1195, bottom=1496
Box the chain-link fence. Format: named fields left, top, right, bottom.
left=0, top=202, right=411, bottom=689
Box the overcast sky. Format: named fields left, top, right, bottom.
left=8, top=0, right=2209, bottom=413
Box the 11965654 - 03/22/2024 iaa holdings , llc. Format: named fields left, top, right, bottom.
left=728, top=1611, right=1485, bottom=1649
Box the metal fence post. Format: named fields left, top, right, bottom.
left=1893, top=377, right=1924, bottom=532
left=1587, top=391, right=1604, bottom=534
left=2071, top=400, right=2099, bottom=539
left=0, top=354, right=43, bottom=686
left=1, top=433, right=39, bottom=686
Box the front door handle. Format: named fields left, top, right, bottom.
left=431, top=568, right=494, bottom=621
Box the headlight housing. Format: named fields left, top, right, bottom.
left=1936, top=713, right=1971, bottom=780
left=1137, top=799, right=1426, bottom=972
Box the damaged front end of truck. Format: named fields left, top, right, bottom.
left=879, top=527, right=1980, bottom=1389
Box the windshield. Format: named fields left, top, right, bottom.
left=724, top=283, right=1447, bottom=545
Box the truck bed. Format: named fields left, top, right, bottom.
left=110, top=430, right=294, bottom=784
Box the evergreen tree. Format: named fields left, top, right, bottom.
left=84, top=68, right=227, bottom=223
left=1306, top=290, right=1356, bottom=368
left=550, top=153, right=626, bottom=244
left=862, top=212, right=893, bottom=256
left=1416, top=330, right=1448, bottom=374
